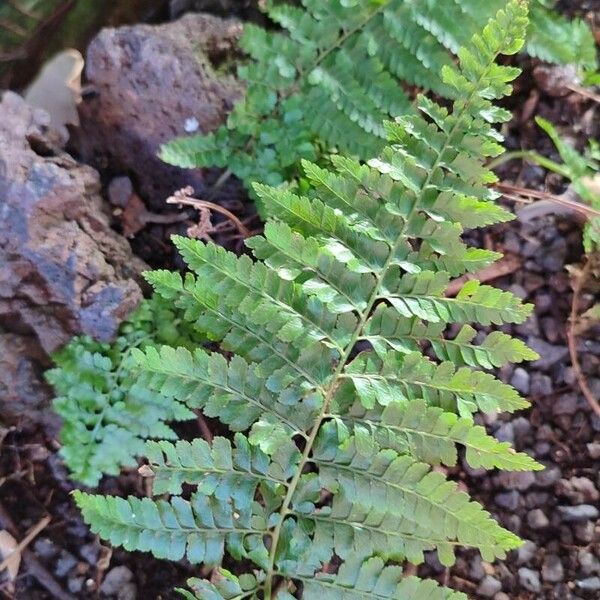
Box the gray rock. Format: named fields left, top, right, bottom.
left=79, top=542, right=100, bottom=565
left=558, top=505, right=599, bottom=522
left=542, top=555, right=564, bottom=583
left=557, top=477, right=599, bottom=504
left=510, top=368, right=530, bottom=395
left=517, top=540, right=537, bottom=565
left=497, top=470, right=536, bottom=491
left=530, top=373, right=553, bottom=396
left=528, top=337, right=569, bottom=371
left=0, top=91, right=146, bottom=425
left=68, top=577, right=84, bottom=594
left=100, top=566, right=134, bottom=597
left=494, top=422, right=514, bottom=444
left=576, top=577, right=600, bottom=592
left=512, top=417, right=532, bottom=442
left=527, top=509, right=549, bottom=529
left=574, top=520, right=596, bottom=544
left=477, top=575, right=502, bottom=597
left=493, top=594, right=510, bottom=600
left=541, top=237, right=567, bottom=272
left=117, top=584, right=137, bottom=600
left=535, top=465, right=561, bottom=488
left=578, top=550, right=600, bottom=575
left=518, top=568, right=541, bottom=593
left=54, top=550, right=77, bottom=578
left=468, top=557, right=486, bottom=581
left=33, top=538, right=58, bottom=560
left=77, top=13, right=244, bottom=210
left=495, top=491, right=520, bottom=511
left=587, top=442, right=600, bottom=459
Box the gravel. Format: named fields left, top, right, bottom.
left=477, top=575, right=503, bottom=597
left=557, top=505, right=599, bottom=522
left=518, top=568, right=542, bottom=593
left=526, top=508, right=549, bottom=529
left=541, top=555, right=564, bottom=583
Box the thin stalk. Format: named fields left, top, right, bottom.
left=488, top=149, right=572, bottom=178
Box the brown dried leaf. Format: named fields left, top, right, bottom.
left=0, top=530, right=21, bottom=583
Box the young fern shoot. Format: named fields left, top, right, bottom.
left=75, top=2, right=541, bottom=598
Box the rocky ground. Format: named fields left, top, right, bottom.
left=0, top=2, right=598, bottom=599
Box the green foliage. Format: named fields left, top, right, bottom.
left=75, top=4, right=541, bottom=598
left=161, top=0, right=597, bottom=193
left=535, top=116, right=600, bottom=252
left=46, top=296, right=203, bottom=486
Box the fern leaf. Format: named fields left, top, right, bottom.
left=161, top=0, right=595, bottom=192
left=178, top=570, right=260, bottom=600
left=340, top=351, right=529, bottom=415
left=344, top=399, right=542, bottom=471
left=364, top=308, right=539, bottom=368
left=310, top=423, right=520, bottom=562
left=301, top=555, right=466, bottom=599
left=134, top=346, right=318, bottom=434
left=75, top=5, right=538, bottom=598
left=144, top=433, right=297, bottom=497
left=74, top=490, right=270, bottom=567
left=46, top=298, right=199, bottom=486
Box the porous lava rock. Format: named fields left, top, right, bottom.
left=76, top=12, right=244, bottom=209
left=0, top=91, right=146, bottom=423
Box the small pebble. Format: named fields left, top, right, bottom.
left=477, top=575, right=502, bottom=597
left=527, top=508, right=549, bottom=529
left=518, top=568, right=541, bottom=593
left=558, top=505, right=599, bottom=522
left=100, top=566, right=134, bottom=596
left=495, top=491, right=520, bottom=511
left=541, top=555, right=564, bottom=583
left=497, top=471, right=535, bottom=491
left=55, top=550, right=78, bottom=578
left=510, top=368, right=530, bottom=395
left=586, top=442, right=600, bottom=459
left=517, top=540, right=537, bottom=565
left=576, top=577, right=600, bottom=592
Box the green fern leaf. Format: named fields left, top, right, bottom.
left=161, top=0, right=596, bottom=191
left=72, top=4, right=539, bottom=598
left=46, top=297, right=200, bottom=486
left=74, top=490, right=270, bottom=567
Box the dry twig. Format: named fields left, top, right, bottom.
left=567, top=260, right=600, bottom=418
left=445, top=254, right=522, bottom=297
left=0, top=515, right=50, bottom=574
left=167, top=187, right=250, bottom=239
left=0, top=502, right=74, bottom=600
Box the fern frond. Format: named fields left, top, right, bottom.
left=343, top=399, right=542, bottom=471
left=75, top=4, right=540, bottom=598
left=74, top=490, right=270, bottom=567
left=301, top=554, right=466, bottom=599
left=46, top=298, right=200, bottom=486
left=339, top=351, right=529, bottom=415
left=178, top=571, right=260, bottom=600
left=161, top=0, right=596, bottom=191
left=310, top=423, right=521, bottom=563
left=364, top=308, right=539, bottom=368
left=144, top=433, right=297, bottom=497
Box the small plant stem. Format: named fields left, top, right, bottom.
left=495, top=183, right=600, bottom=219
left=488, top=150, right=572, bottom=178
left=567, top=260, right=600, bottom=418
left=167, top=195, right=250, bottom=238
